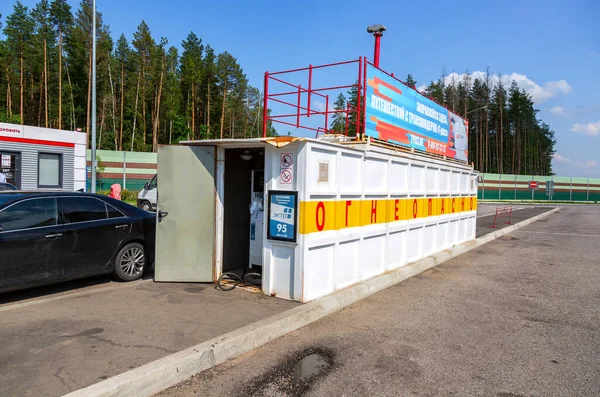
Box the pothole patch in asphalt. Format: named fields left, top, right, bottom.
left=237, top=346, right=334, bottom=397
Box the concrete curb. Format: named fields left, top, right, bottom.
left=65, top=207, right=560, bottom=397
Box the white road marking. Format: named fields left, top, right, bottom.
left=515, top=231, right=600, bottom=238
left=476, top=207, right=528, bottom=219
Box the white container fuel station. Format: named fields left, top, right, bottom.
left=154, top=136, right=477, bottom=302
left=153, top=57, right=478, bottom=303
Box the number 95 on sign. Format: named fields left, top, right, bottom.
left=270, top=206, right=294, bottom=238
left=268, top=192, right=297, bottom=242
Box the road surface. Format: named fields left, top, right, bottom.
left=158, top=205, right=600, bottom=397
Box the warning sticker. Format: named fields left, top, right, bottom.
left=281, top=153, right=293, bottom=168
left=280, top=169, right=292, bottom=184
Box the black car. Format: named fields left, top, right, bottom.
left=0, top=183, right=18, bottom=191
left=0, top=191, right=156, bottom=293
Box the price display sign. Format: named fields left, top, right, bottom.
left=267, top=190, right=298, bottom=243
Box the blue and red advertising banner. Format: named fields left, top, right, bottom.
left=364, top=64, right=468, bottom=162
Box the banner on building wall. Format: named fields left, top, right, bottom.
left=267, top=190, right=298, bottom=242
left=364, top=64, right=469, bottom=162
left=0, top=122, right=24, bottom=138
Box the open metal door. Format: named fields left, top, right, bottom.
left=155, top=145, right=215, bottom=282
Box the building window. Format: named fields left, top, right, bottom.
left=0, top=151, right=21, bottom=188
left=38, top=153, right=62, bottom=188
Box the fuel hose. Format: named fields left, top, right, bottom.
left=217, top=272, right=262, bottom=291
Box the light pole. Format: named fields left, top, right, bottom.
left=465, top=105, right=488, bottom=116
left=367, top=24, right=386, bottom=68
left=91, top=0, right=97, bottom=192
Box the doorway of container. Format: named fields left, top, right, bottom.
left=220, top=147, right=265, bottom=289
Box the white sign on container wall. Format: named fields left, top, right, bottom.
left=281, top=153, right=293, bottom=168
left=280, top=153, right=293, bottom=185
left=1, top=155, right=11, bottom=167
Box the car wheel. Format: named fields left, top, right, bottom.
left=140, top=200, right=151, bottom=212
left=114, top=242, right=146, bottom=281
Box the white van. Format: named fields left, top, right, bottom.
left=137, top=174, right=157, bottom=212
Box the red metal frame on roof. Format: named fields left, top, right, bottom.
left=263, top=58, right=366, bottom=139
left=262, top=57, right=447, bottom=140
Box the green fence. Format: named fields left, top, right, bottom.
left=86, top=149, right=157, bottom=192
left=478, top=173, right=600, bottom=202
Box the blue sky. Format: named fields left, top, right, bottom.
left=2, top=0, right=598, bottom=177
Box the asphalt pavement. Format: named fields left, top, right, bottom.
left=0, top=279, right=298, bottom=397
left=156, top=205, right=600, bottom=397
left=0, top=203, right=568, bottom=397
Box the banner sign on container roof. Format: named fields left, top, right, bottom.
left=364, top=64, right=469, bottom=162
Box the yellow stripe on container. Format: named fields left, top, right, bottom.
left=298, top=196, right=477, bottom=235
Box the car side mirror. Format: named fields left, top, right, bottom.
left=144, top=182, right=150, bottom=191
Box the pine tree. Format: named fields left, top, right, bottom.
left=114, top=34, right=129, bottom=150
left=330, top=93, right=346, bottom=134
left=216, top=51, right=243, bottom=139
left=180, top=32, right=203, bottom=138
left=423, top=80, right=444, bottom=103
left=405, top=74, right=417, bottom=88
left=345, top=82, right=365, bottom=137
left=163, top=45, right=181, bottom=143
left=50, top=0, right=72, bottom=130
left=202, top=45, right=216, bottom=136
left=132, top=20, right=155, bottom=149
left=151, top=37, right=167, bottom=152
left=67, top=0, right=110, bottom=141
left=32, top=0, right=54, bottom=128
left=4, top=1, right=34, bottom=124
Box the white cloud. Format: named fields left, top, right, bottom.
left=549, top=106, right=567, bottom=117
left=312, top=100, right=336, bottom=113
left=546, top=104, right=600, bottom=118
left=313, top=101, right=326, bottom=112
left=575, top=160, right=598, bottom=168
left=442, top=71, right=572, bottom=103
left=552, top=153, right=570, bottom=163
left=570, top=121, right=600, bottom=137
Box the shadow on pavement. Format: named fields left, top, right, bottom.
left=0, top=270, right=155, bottom=306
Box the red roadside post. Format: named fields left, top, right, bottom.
left=489, top=206, right=513, bottom=228
left=505, top=206, right=513, bottom=225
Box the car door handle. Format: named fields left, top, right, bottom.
left=115, top=224, right=129, bottom=229
left=158, top=210, right=168, bottom=223
left=45, top=233, right=63, bottom=239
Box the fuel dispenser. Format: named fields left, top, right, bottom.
left=249, top=170, right=264, bottom=268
